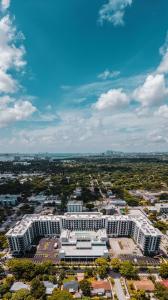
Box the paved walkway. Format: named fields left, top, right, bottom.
left=114, top=278, right=126, bottom=300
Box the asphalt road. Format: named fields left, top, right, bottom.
left=114, top=278, right=126, bottom=300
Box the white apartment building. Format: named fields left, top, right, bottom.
left=67, top=201, right=83, bottom=212
left=6, top=212, right=161, bottom=257
left=155, top=203, right=168, bottom=214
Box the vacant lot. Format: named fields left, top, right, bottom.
left=109, top=238, right=142, bottom=256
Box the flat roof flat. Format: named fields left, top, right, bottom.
left=61, top=244, right=108, bottom=257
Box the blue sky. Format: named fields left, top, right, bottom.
left=1, top=0, right=168, bottom=152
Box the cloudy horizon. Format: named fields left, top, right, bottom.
left=0, top=0, right=168, bottom=153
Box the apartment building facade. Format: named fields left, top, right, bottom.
left=6, top=212, right=161, bottom=257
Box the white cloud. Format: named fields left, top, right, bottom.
left=1, top=0, right=10, bottom=12
left=133, top=74, right=168, bottom=107
left=0, top=68, right=17, bottom=93
left=98, top=69, right=120, bottom=80
left=0, top=96, right=36, bottom=127
left=0, top=14, right=26, bottom=93
left=0, top=15, right=26, bottom=71
left=148, top=131, right=168, bottom=144
left=0, top=1, right=38, bottom=130
left=6, top=107, right=168, bottom=153
left=157, top=52, right=168, bottom=74
left=98, top=0, right=133, bottom=26
left=157, top=31, right=168, bottom=74
left=93, top=88, right=129, bottom=111
left=155, top=105, right=168, bottom=118
left=159, top=31, right=168, bottom=56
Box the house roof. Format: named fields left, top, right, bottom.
left=43, top=281, right=58, bottom=295
left=91, top=288, right=105, bottom=295
left=133, top=279, right=155, bottom=292
left=161, top=280, right=168, bottom=289
left=10, top=282, right=30, bottom=292
left=63, top=280, right=79, bottom=292
left=91, top=280, right=111, bottom=291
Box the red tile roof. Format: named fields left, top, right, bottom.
left=133, top=279, right=155, bottom=292
left=161, top=280, right=168, bottom=289
left=91, top=280, right=111, bottom=291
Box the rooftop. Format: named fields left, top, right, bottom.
left=132, top=278, right=155, bottom=292
left=67, top=200, right=83, bottom=205
left=10, top=282, right=30, bottom=292
left=6, top=212, right=161, bottom=238
left=91, top=280, right=111, bottom=291
left=161, top=280, right=168, bottom=289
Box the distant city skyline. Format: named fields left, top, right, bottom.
left=0, top=0, right=168, bottom=152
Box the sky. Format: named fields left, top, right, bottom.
left=1, top=0, right=168, bottom=153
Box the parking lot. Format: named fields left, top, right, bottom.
left=32, top=238, right=60, bottom=264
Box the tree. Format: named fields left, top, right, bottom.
left=11, top=289, right=30, bottom=300
left=130, top=290, right=149, bottom=300
left=79, top=279, right=91, bottom=296
left=160, top=263, right=168, bottom=279
left=7, top=259, right=35, bottom=280
left=97, top=265, right=108, bottom=279
left=30, top=278, right=45, bottom=299
left=0, top=264, right=4, bottom=274
left=49, top=290, right=73, bottom=300
left=59, top=270, right=66, bottom=282
left=34, top=261, right=53, bottom=276
left=111, top=258, right=121, bottom=272
left=95, top=257, right=108, bottom=266
left=2, top=292, right=12, bottom=300
left=120, top=261, right=138, bottom=279
left=84, top=268, right=94, bottom=278
left=85, top=203, right=94, bottom=210
left=155, top=283, right=168, bottom=300
left=155, top=221, right=168, bottom=234
left=0, top=234, right=8, bottom=250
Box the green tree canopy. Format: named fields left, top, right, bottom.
left=155, top=283, right=168, bottom=300
left=79, top=279, right=91, bottom=296
left=11, top=289, right=31, bottom=300
left=30, top=278, right=45, bottom=299
left=111, top=258, right=121, bottom=272
left=49, top=289, right=73, bottom=300
left=95, top=257, right=108, bottom=266
left=160, top=263, right=168, bottom=279
left=120, top=261, right=138, bottom=279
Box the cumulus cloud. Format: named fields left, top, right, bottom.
left=155, top=105, right=168, bottom=118
left=93, top=88, right=129, bottom=111
left=1, top=0, right=10, bottom=12
left=0, top=96, right=36, bottom=127
left=0, top=3, right=37, bottom=128
left=0, top=14, right=26, bottom=93
left=0, top=69, right=17, bottom=93
left=98, top=0, right=133, bottom=26
left=133, top=74, right=168, bottom=107
left=98, top=69, right=120, bottom=80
